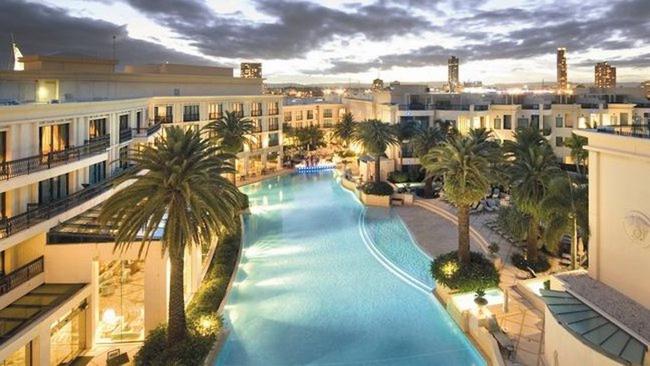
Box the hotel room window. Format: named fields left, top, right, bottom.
left=503, top=115, right=512, bottom=129
left=555, top=115, right=564, bottom=128
left=208, top=103, right=223, bottom=119
left=267, top=102, right=279, bottom=115
left=89, top=118, right=107, bottom=140
left=39, top=173, right=69, bottom=204
left=493, top=117, right=502, bottom=130
left=269, top=118, right=279, bottom=131
left=565, top=116, right=574, bottom=128
left=232, top=103, right=244, bottom=117
left=251, top=103, right=262, bottom=117
left=268, top=133, right=279, bottom=147
left=284, top=111, right=292, bottom=122
left=183, top=105, right=200, bottom=122
left=620, top=113, right=629, bottom=126
left=307, top=110, right=314, bottom=120
left=517, top=117, right=529, bottom=129
left=531, top=115, right=540, bottom=129
left=323, top=109, right=333, bottom=118
left=89, top=162, right=107, bottom=185
left=295, top=111, right=303, bottom=121
left=40, top=123, right=69, bottom=156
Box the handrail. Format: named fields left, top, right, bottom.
left=596, top=124, right=650, bottom=139
left=0, top=136, right=109, bottom=180
left=135, top=122, right=163, bottom=137
left=0, top=167, right=133, bottom=240
left=119, top=129, right=133, bottom=143
left=0, top=256, right=44, bottom=296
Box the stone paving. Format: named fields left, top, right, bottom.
left=396, top=198, right=546, bottom=366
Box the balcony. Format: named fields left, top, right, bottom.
left=154, top=116, right=173, bottom=124
left=0, top=167, right=132, bottom=240
left=251, top=110, right=262, bottom=117
left=119, top=129, right=133, bottom=143
left=596, top=124, right=650, bottom=139
left=0, top=256, right=43, bottom=296
left=135, top=122, right=163, bottom=137
left=0, top=136, right=109, bottom=181
left=268, top=108, right=279, bottom=116
left=208, top=112, right=222, bottom=120
left=268, top=124, right=280, bottom=132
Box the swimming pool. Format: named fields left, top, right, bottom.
left=215, top=172, right=485, bottom=366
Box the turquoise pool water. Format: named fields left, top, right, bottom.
left=215, top=172, right=485, bottom=366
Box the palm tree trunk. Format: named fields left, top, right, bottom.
left=231, top=157, right=238, bottom=184
left=457, top=204, right=471, bottom=265
left=526, top=219, right=539, bottom=264
left=167, top=248, right=187, bottom=345
left=423, top=176, right=434, bottom=198
left=374, top=155, right=381, bottom=183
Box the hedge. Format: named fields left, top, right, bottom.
left=134, top=224, right=242, bottom=365
left=431, top=251, right=500, bottom=293
left=511, top=252, right=551, bottom=273
left=361, top=181, right=394, bottom=196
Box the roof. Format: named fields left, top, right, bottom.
left=540, top=289, right=647, bottom=365
left=0, top=283, right=86, bottom=346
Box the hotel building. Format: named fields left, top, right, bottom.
left=447, top=56, right=460, bottom=93
left=595, top=62, right=617, bottom=89
left=343, top=83, right=650, bottom=174
left=557, top=48, right=568, bottom=92
left=540, top=125, right=650, bottom=366
left=0, top=54, right=282, bottom=365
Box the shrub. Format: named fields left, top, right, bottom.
left=361, top=181, right=394, bottom=196
left=135, top=327, right=215, bottom=366
left=511, top=252, right=551, bottom=273
left=488, top=242, right=500, bottom=255
left=431, top=251, right=500, bottom=293
left=387, top=171, right=409, bottom=183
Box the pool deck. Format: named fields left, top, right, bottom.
left=396, top=198, right=545, bottom=366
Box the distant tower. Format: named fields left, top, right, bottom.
left=448, top=56, right=459, bottom=93
left=595, top=62, right=616, bottom=89
left=241, top=63, right=262, bottom=79
left=372, top=78, right=384, bottom=91
left=556, top=48, right=568, bottom=93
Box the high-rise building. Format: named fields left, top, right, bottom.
left=642, top=80, right=650, bottom=99
left=595, top=62, right=616, bottom=89
left=241, top=62, right=262, bottom=79
left=556, top=48, right=568, bottom=92
left=448, top=56, right=459, bottom=93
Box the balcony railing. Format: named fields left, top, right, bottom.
left=154, top=116, right=173, bottom=124
left=0, top=136, right=109, bottom=181
left=208, top=112, right=222, bottom=120
left=596, top=124, right=650, bottom=139
left=268, top=124, right=280, bottom=131
left=0, top=167, right=132, bottom=240
left=135, top=122, right=163, bottom=137
left=251, top=110, right=262, bottom=117
left=119, top=129, right=133, bottom=143
left=268, top=108, right=279, bottom=116
left=0, top=256, right=44, bottom=296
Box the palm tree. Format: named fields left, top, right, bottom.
left=332, top=112, right=356, bottom=148
left=294, top=126, right=325, bottom=152
left=353, top=120, right=399, bottom=183
left=563, top=133, right=588, bottom=176
left=411, top=126, right=445, bottom=197
left=395, top=119, right=418, bottom=168
left=205, top=110, right=256, bottom=182
left=541, top=174, right=588, bottom=267
left=421, top=131, right=494, bottom=264
left=504, top=127, right=560, bottom=264
left=99, top=127, right=243, bottom=345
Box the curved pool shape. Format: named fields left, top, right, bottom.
left=216, top=172, right=485, bottom=366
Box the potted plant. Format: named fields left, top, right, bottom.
left=474, top=289, right=488, bottom=307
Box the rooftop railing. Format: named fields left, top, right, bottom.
left=595, top=124, right=650, bottom=139
left=0, top=135, right=109, bottom=181
left=0, top=166, right=133, bottom=240
left=0, top=256, right=44, bottom=296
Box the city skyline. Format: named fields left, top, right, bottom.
left=1, top=0, right=649, bottom=84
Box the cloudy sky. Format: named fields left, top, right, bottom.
left=1, top=0, right=649, bottom=84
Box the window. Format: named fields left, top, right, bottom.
left=531, top=115, right=540, bottom=129
left=556, top=137, right=564, bottom=147
left=232, top=103, right=244, bottom=117
left=0, top=131, right=6, bottom=163
left=503, top=115, right=512, bottom=129
left=208, top=103, right=223, bottom=119
left=479, top=116, right=485, bottom=129
left=306, top=110, right=314, bottom=120
left=543, top=115, right=553, bottom=135
left=284, top=111, right=292, bottom=122
left=40, top=123, right=69, bottom=155
left=493, top=117, right=502, bottom=130
left=89, top=118, right=107, bottom=140
left=252, top=119, right=262, bottom=133
left=269, top=118, right=279, bottom=131
left=89, top=162, right=106, bottom=185
left=251, top=102, right=262, bottom=117
left=267, top=102, right=279, bottom=115
left=323, top=109, right=333, bottom=118
left=268, top=133, right=279, bottom=147
left=517, top=117, right=529, bottom=129
left=50, top=304, right=86, bottom=364
left=565, top=116, right=574, bottom=128
left=136, top=111, right=142, bottom=130
left=98, top=260, right=145, bottom=343
left=119, top=115, right=129, bottom=131
left=119, top=146, right=129, bottom=169
left=324, top=119, right=333, bottom=128
left=183, top=105, right=200, bottom=122
left=39, top=173, right=69, bottom=204
left=555, top=115, right=564, bottom=128
left=620, top=113, right=629, bottom=126
left=154, top=105, right=173, bottom=123
left=2, top=342, right=32, bottom=366
left=295, top=111, right=303, bottom=121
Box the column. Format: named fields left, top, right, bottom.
left=144, top=252, right=169, bottom=334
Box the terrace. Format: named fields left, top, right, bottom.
left=595, top=124, right=650, bottom=139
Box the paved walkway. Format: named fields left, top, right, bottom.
left=396, top=198, right=545, bottom=366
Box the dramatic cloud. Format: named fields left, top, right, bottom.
left=0, top=0, right=211, bottom=69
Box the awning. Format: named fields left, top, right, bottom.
left=540, top=289, right=646, bottom=365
